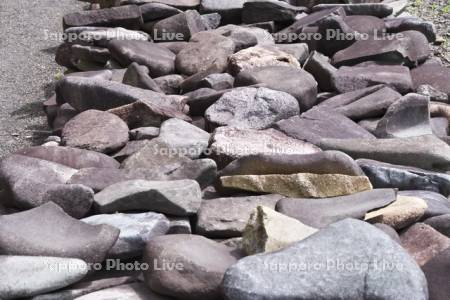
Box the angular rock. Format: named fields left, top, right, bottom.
left=208, top=127, right=321, bottom=168
left=235, top=65, right=318, bottom=110
left=385, top=16, right=436, bottom=42
left=242, top=206, right=317, bottom=255
left=153, top=10, right=207, bottom=42
left=411, top=64, right=450, bottom=98
left=108, top=40, right=176, bottom=77
left=417, top=84, right=448, bottom=103
left=168, top=217, right=192, bottom=234
left=201, top=12, right=222, bottom=29
left=242, top=0, right=307, bottom=24
left=75, top=283, right=173, bottom=300
left=276, top=188, right=397, bottom=228
left=82, top=212, right=170, bottom=259
left=318, top=134, right=450, bottom=171
left=63, top=5, right=143, bottom=29
left=200, top=0, right=246, bottom=24
left=312, top=3, right=393, bottom=17
left=140, top=3, right=182, bottom=22
left=422, top=248, right=450, bottom=300
left=332, top=65, right=414, bottom=94
left=205, top=87, right=300, bottom=130
left=15, top=146, right=120, bottom=169
left=66, top=27, right=149, bottom=46
left=62, top=109, right=129, bottom=154
left=143, top=234, right=238, bottom=300
left=304, top=50, right=337, bottom=92
left=425, top=214, right=450, bottom=238
left=212, top=24, right=274, bottom=51
left=129, top=126, right=160, bottom=140
left=124, top=0, right=200, bottom=9
left=175, top=32, right=235, bottom=75
left=94, top=179, right=202, bottom=216
left=0, top=202, right=119, bottom=263
left=221, top=173, right=372, bottom=198
left=0, top=256, right=88, bottom=299
left=71, top=44, right=111, bottom=64
left=122, top=62, right=164, bottom=92
left=365, top=195, right=428, bottom=229
left=167, top=158, right=217, bottom=188
left=274, top=108, right=375, bottom=145
left=152, top=75, right=183, bottom=95
left=222, top=219, right=428, bottom=300
left=200, top=73, right=234, bottom=90
left=228, top=45, right=300, bottom=75
left=196, top=194, right=284, bottom=238
left=400, top=223, right=450, bottom=266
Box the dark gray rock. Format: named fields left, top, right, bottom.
left=312, top=3, right=393, bottom=17
left=276, top=189, right=397, bottom=228
left=319, top=135, right=450, bottom=171
left=242, top=0, right=307, bottom=24
left=385, top=17, right=436, bottom=42
left=332, top=65, right=414, bottom=94
left=399, top=190, right=450, bottom=220
left=212, top=24, right=274, bottom=51
left=422, top=248, right=450, bottom=300
left=140, top=3, right=182, bottom=22
left=94, top=179, right=202, bottom=216
left=196, top=194, right=284, bottom=238
left=72, top=283, right=173, bottom=300
left=152, top=10, right=208, bottom=42
left=122, top=62, right=164, bottom=93
left=155, top=41, right=189, bottom=54
left=200, top=73, right=234, bottom=90
left=200, top=0, right=246, bottom=24
left=201, top=12, right=222, bottom=29
left=411, top=64, right=450, bottom=98
left=168, top=217, right=192, bottom=234
left=220, top=150, right=364, bottom=177
left=15, top=146, right=120, bottom=169
left=108, top=40, right=176, bottom=77
left=63, top=5, right=143, bottom=30
left=154, top=74, right=184, bottom=94
left=274, top=108, right=375, bottom=145
left=222, top=219, right=427, bottom=300
left=0, top=202, right=119, bottom=263
left=375, top=93, right=432, bottom=138
left=124, top=0, right=200, bottom=9
left=304, top=51, right=337, bottom=92
left=205, top=87, right=300, bottom=130
left=82, top=212, right=170, bottom=259
left=62, top=110, right=129, bottom=154
left=425, top=214, right=450, bottom=238
left=71, top=44, right=111, bottom=64
left=143, top=234, right=238, bottom=300
left=185, top=88, right=227, bottom=116
left=129, top=126, right=160, bottom=140
left=235, top=65, right=318, bottom=111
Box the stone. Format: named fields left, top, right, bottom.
left=176, top=32, right=235, bottom=75
left=168, top=217, right=192, bottom=234
left=358, top=159, right=450, bottom=197
left=312, top=3, right=394, bottom=18
left=411, top=64, right=450, bottom=98
left=304, top=50, right=337, bottom=92
left=373, top=223, right=401, bottom=243
left=0, top=202, right=119, bottom=263
left=185, top=88, right=227, bottom=115
left=220, top=150, right=364, bottom=177
left=154, top=74, right=184, bottom=94
left=71, top=44, right=111, bottom=64
left=140, top=3, right=182, bottom=22
left=66, top=27, right=149, bottom=46
left=365, top=195, right=428, bottom=229
left=425, top=214, right=450, bottom=238
left=62, top=110, right=129, bottom=154
left=274, top=108, right=375, bottom=145
left=417, top=84, right=448, bottom=103
left=200, top=73, right=234, bottom=90
left=167, top=158, right=217, bottom=188
left=399, top=190, right=450, bottom=220
left=422, top=248, right=450, bottom=300
left=276, top=188, right=397, bottom=228
left=242, top=206, right=317, bottom=255
left=205, top=87, right=300, bottom=130
left=317, top=84, right=402, bottom=120
left=122, top=62, right=164, bottom=93
left=242, top=0, right=307, bottom=24
left=157, top=118, right=210, bottom=158
left=274, top=43, right=309, bottom=63
left=143, top=234, right=238, bottom=300
left=196, top=194, right=284, bottom=238
left=332, top=65, right=414, bottom=94
left=385, top=17, right=436, bottom=42
left=400, top=223, right=450, bottom=266
left=212, top=24, right=274, bottom=51
left=63, top=5, right=143, bottom=29
left=15, top=146, right=120, bottom=169
left=82, top=212, right=170, bottom=259
left=318, top=134, right=450, bottom=171
left=374, top=93, right=432, bottom=138
left=129, top=126, right=160, bottom=140
left=201, top=12, right=222, bottom=29
left=332, top=31, right=431, bottom=67
left=75, top=283, right=173, bottom=300
left=0, top=155, right=93, bottom=218
left=208, top=127, right=321, bottom=168
left=124, top=0, right=200, bottom=9
left=0, top=256, right=88, bottom=299
left=234, top=66, right=318, bottom=111
left=228, top=45, right=300, bottom=76
left=221, top=173, right=372, bottom=198
left=108, top=40, right=176, bottom=77
left=94, top=179, right=202, bottom=216
left=200, top=0, right=246, bottom=24
left=153, top=10, right=207, bottom=42
left=222, top=219, right=428, bottom=300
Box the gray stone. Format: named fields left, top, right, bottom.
left=185, top=88, right=227, bottom=116
left=312, top=3, right=393, bottom=17
left=276, top=189, right=396, bottom=228
left=422, top=248, right=450, bottom=300
left=94, top=179, right=202, bottom=216
left=167, top=158, right=217, bottom=188
left=374, top=223, right=401, bottom=243
left=0, top=256, right=88, bottom=299
left=75, top=283, right=173, bottom=300
left=417, top=84, right=448, bottom=103
left=0, top=202, right=119, bottom=263
left=319, top=135, right=450, bottom=171
left=212, top=24, right=274, bottom=51
left=399, top=190, right=450, bottom=220
left=304, top=51, right=337, bottom=92
left=140, top=3, right=182, bottom=22
left=62, top=109, right=129, bottom=154
left=154, top=74, right=184, bottom=94
left=129, top=126, right=160, bottom=140
left=82, top=212, right=170, bottom=259
left=168, top=217, right=192, bottom=234
left=431, top=117, right=449, bottom=137
left=200, top=73, right=234, bottom=90
left=201, top=12, right=222, bottom=30
left=196, top=194, right=284, bottom=238
left=143, top=234, right=238, bottom=300
left=242, top=0, right=307, bottom=24
left=71, top=44, right=111, bottom=64
left=222, top=219, right=427, bottom=300
left=123, top=0, right=200, bottom=9
left=200, top=0, right=246, bottom=24
left=205, top=87, right=300, bottom=130
left=66, top=27, right=149, bottom=46
left=122, top=62, right=164, bottom=92
left=152, top=10, right=207, bottom=41
left=108, top=40, right=176, bottom=77
left=385, top=17, right=436, bottom=42
left=411, top=64, right=450, bottom=98
left=425, top=214, right=450, bottom=238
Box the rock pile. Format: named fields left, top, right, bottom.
left=1, top=0, right=449, bottom=299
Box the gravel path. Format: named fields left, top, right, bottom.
left=0, top=0, right=83, bottom=158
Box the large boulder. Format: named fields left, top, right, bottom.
left=143, top=234, right=238, bottom=300
left=276, top=188, right=397, bottom=228
left=422, top=248, right=450, bottom=300
left=205, top=87, right=300, bottom=130
left=222, top=219, right=428, bottom=300
left=0, top=202, right=119, bottom=264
